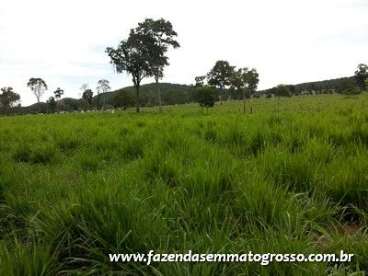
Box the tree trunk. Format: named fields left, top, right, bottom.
left=220, top=85, right=224, bottom=105
left=156, top=78, right=162, bottom=112
left=242, top=89, right=246, bottom=113
left=136, top=84, right=140, bottom=113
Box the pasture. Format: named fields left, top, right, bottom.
left=0, top=94, right=368, bottom=275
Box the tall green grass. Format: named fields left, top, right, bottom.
left=0, top=94, right=368, bottom=275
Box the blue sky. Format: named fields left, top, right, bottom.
left=0, top=0, right=367, bottom=105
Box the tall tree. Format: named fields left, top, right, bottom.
left=53, top=88, right=64, bottom=112
left=106, top=27, right=162, bottom=113
left=27, top=78, right=47, bottom=103
left=207, top=60, right=235, bottom=101
left=96, top=79, right=111, bottom=94
left=96, top=79, right=111, bottom=109
left=47, top=96, right=57, bottom=113
left=0, top=87, right=20, bottom=109
left=355, top=63, right=368, bottom=91
left=245, top=68, right=259, bottom=113
left=230, top=68, right=248, bottom=111
left=82, top=89, right=94, bottom=106
left=245, top=68, right=259, bottom=96
left=230, top=67, right=259, bottom=113
left=134, top=18, right=180, bottom=111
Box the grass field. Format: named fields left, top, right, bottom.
left=1, top=94, right=368, bottom=275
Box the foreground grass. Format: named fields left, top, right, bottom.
left=0, top=94, right=368, bottom=275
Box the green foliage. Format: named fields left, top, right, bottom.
left=82, top=89, right=93, bottom=106
left=27, top=78, right=47, bottom=103
left=261, top=76, right=361, bottom=96
left=196, top=86, right=217, bottom=109
left=207, top=60, right=235, bottom=90
left=230, top=68, right=259, bottom=100
left=135, top=18, right=180, bottom=81
left=0, top=87, right=20, bottom=109
left=113, top=91, right=135, bottom=109
left=354, top=63, right=368, bottom=91
left=53, top=87, right=64, bottom=100
left=336, top=78, right=361, bottom=95
left=106, top=18, right=177, bottom=112
left=46, top=97, right=57, bottom=113
left=274, top=84, right=293, bottom=97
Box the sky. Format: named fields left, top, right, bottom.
left=0, top=0, right=367, bottom=105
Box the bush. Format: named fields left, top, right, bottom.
left=195, top=87, right=217, bottom=110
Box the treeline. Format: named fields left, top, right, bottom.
left=260, top=77, right=359, bottom=97
left=261, top=64, right=368, bottom=97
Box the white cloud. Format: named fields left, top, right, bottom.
left=0, top=0, right=367, bottom=105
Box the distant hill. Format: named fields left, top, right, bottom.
left=259, top=76, right=358, bottom=96
left=96, top=83, right=197, bottom=107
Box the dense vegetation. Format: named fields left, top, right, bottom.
left=1, top=94, right=368, bottom=274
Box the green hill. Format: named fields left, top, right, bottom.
left=260, top=76, right=358, bottom=96
left=96, top=83, right=197, bottom=108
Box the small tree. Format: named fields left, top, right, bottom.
left=47, top=96, right=57, bottom=113
left=96, top=79, right=111, bottom=109
left=27, top=78, right=47, bottom=103
left=196, top=86, right=217, bottom=113
left=354, top=63, right=368, bottom=91
left=53, top=88, right=64, bottom=112
left=245, top=68, right=259, bottom=96
left=230, top=68, right=247, bottom=111
left=0, top=87, right=20, bottom=111
left=273, top=85, right=292, bottom=97
left=82, top=89, right=94, bottom=108
left=54, top=87, right=64, bottom=99
left=272, top=84, right=292, bottom=118
left=244, top=68, right=259, bottom=113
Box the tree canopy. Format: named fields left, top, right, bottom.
left=135, top=18, right=180, bottom=82
left=106, top=21, right=168, bottom=112
left=0, top=87, right=20, bottom=108
left=355, top=63, right=368, bottom=91
left=82, top=89, right=94, bottom=106
left=96, top=79, right=111, bottom=94
left=54, top=87, right=64, bottom=99
left=196, top=86, right=217, bottom=110
left=27, top=78, right=47, bottom=103
left=133, top=18, right=180, bottom=111
left=207, top=60, right=235, bottom=90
